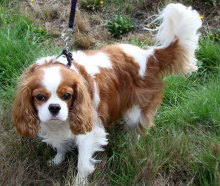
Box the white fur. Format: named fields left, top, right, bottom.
left=38, top=115, right=108, bottom=185
left=119, top=44, right=154, bottom=78
left=35, top=56, right=56, bottom=65
left=153, top=3, right=202, bottom=73
left=42, top=66, right=61, bottom=92
left=56, top=56, right=79, bottom=73
left=34, top=65, right=76, bottom=165
left=37, top=66, right=68, bottom=122
left=72, top=51, right=112, bottom=78
left=75, top=117, right=108, bottom=184
left=155, top=3, right=202, bottom=48
left=123, top=105, right=141, bottom=129
left=39, top=120, right=74, bottom=165
left=36, top=56, right=79, bottom=73
left=92, top=81, right=100, bottom=110
left=36, top=66, right=107, bottom=184
left=35, top=51, right=112, bottom=78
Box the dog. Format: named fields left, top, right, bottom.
left=12, top=3, right=202, bottom=185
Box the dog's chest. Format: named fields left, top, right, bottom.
left=38, top=120, right=74, bottom=146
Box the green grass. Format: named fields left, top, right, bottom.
left=0, top=0, right=220, bottom=185
left=0, top=4, right=56, bottom=104
left=96, top=68, right=220, bottom=185
left=197, top=37, right=220, bottom=73
left=161, top=74, right=220, bottom=126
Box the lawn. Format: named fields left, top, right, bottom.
left=0, top=0, right=220, bottom=185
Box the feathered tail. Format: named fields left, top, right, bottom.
left=149, top=3, right=202, bottom=76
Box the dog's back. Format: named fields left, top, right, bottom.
left=72, top=3, right=202, bottom=133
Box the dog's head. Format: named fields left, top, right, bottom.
left=13, top=60, right=93, bottom=137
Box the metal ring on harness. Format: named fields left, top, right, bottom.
left=56, top=0, right=78, bottom=68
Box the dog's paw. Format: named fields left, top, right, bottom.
left=47, top=158, right=59, bottom=166
left=47, top=155, right=64, bottom=166
left=75, top=174, right=88, bottom=186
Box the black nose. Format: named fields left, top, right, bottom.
left=49, top=104, right=61, bottom=116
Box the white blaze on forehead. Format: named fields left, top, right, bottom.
left=38, top=66, right=68, bottom=123
left=43, top=66, right=62, bottom=92
left=119, top=44, right=154, bottom=78
left=72, top=51, right=112, bottom=78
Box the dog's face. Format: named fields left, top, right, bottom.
left=32, top=65, right=73, bottom=123
left=13, top=61, right=93, bottom=137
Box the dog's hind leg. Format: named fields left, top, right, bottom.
left=139, top=107, right=156, bottom=134
left=123, top=103, right=157, bottom=136
left=123, top=105, right=142, bottom=136
left=138, top=92, right=164, bottom=135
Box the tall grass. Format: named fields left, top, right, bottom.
left=93, top=71, right=220, bottom=185
left=197, top=37, right=220, bottom=73
left=0, top=3, right=56, bottom=104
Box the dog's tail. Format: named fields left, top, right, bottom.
left=148, top=3, right=202, bottom=76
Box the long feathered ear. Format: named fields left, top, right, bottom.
left=69, top=79, right=93, bottom=135
left=12, top=66, right=40, bottom=137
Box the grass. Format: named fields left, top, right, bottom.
left=0, top=3, right=59, bottom=104
left=197, top=37, right=220, bottom=73
left=1, top=0, right=220, bottom=185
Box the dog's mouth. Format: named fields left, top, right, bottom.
left=50, top=116, right=59, bottom=120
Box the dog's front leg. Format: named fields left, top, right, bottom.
left=75, top=124, right=108, bottom=185
left=47, top=145, right=69, bottom=166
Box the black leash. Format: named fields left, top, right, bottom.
left=56, top=0, right=78, bottom=67
left=69, top=0, right=77, bottom=29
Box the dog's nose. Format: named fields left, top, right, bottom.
left=49, top=104, right=61, bottom=116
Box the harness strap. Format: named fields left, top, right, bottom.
left=56, top=49, right=73, bottom=68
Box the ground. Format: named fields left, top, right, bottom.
left=20, top=0, right=220, bottom=50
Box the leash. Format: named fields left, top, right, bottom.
left=56, top=0, right=78, bottom=67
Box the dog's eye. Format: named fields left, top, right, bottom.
left=35, top=94, right=45, bottom=101
left=63, top=93, right=71, bottom=100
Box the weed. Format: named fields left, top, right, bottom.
left=129, top=34, right=154, bottom=48
left=196, top=36, right=220, bottom=73
left=207, top=29, right=220, bottom=42
left=202, top=0, right=217, bottom=6
left=106, top=15, right=135, bottom=38
left=80, top=0, right=104, bottom=11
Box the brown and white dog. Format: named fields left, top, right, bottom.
left=12, top=4, right=202, bottom=185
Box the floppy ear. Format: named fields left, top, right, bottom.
left=12, top=70, right=40, bottom=138
left=69, top=79, right=93, bottom=135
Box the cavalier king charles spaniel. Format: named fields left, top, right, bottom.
left=12, top=3, right=202, bottom=185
